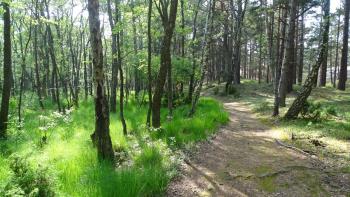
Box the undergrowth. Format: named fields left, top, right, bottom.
left=0, top=96, right=228, bottom=196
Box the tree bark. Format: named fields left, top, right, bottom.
left=298, top=8, right=305, bottom=85
left=273, top=4, right=282, bottom=116
left=337, top=0, right=350, bottom=91
left=189, top=0, right=214, bottom=116
left=146, top=0, right=153, bottom=126
left=107, top=0, right=118, bottom=112
left=278, top=0, right=297, bottom=107
left=333, top=11, right=341, bottom=88
left=152, top=0, right=178, bottom=128
left=88, top=0, right=115, bottom=161
left=318, top=1, right=330, bottom=87
left=187, top=0, right=201, bottom=102
left=44, top=0, right=61, bottom=112
left=285, top=0, right=330, bottom=119
left=0, top=2, right=12, bottom=138
left=116, top=0, right=127, bottom=135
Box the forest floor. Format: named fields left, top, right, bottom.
left=167, top=81, right=350, bottom=197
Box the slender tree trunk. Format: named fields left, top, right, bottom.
left=44, top=0, right=61, bottom=112
left=107, top=0, right=118, bottom=112
left=278, top=0, right=297, bottom=107
left=333, top=12, right=341, bottom=88
left=17, top=22, right=32, bottom=124
left=258, top=29, right=263, bottom=84
left=231, top=0, right=247, bottom=85
left=189, top=0, right=214, bottom=116
left=88, top=0, right=114, bottom=161
left=188, top=0, right=201, bottom=102
left=131, top=0, right=140, bottom=99
left=298, top=9, right=305, bottom=85
left=273, top=4, right=282, bottom=116
left=33, top=4, right=44, bottom=109
left=285, top=0, right=330, bottom=119
left=116, top=0, right=127, bottom=135
left=338, top=0, right=350, bottom=90
left=0, top=2, right=12, bottom=138
left=146, top=0, right=153, bottom=126
left=151, top=0, right=178, bottom=128
left=318, top=1, right=330, bottom=87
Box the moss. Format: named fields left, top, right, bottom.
left=255, top=166, right=277, bottom=193
left=258, top=176, right=277, bottom=193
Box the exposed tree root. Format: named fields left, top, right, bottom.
left=275, top=139, right=316, bottom=158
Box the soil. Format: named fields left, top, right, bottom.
left=166, top=96, right=350, bottom=197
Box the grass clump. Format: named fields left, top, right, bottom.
left=0, top=96, right=227, bottom=196
left=155, top=98, right=229, bottom=146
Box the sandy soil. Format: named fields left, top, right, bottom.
left=166, top=96, right=350, bottom=197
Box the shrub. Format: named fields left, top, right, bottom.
left=301, top=101, right=338, bottom=121
left=2, top=155, right=54, bottom=197
left=301, top=101, right=322, bottom=120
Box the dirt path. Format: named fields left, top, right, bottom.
left=166, top=97, right=349, bottom=197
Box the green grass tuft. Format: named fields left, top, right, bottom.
left=0, top=96, right=228, bottom=196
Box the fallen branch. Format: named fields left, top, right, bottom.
left=275, top=139, right=316, bottom=158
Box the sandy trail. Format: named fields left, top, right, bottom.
left=166, top=97, right=349, bottom=197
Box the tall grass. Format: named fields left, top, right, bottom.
left=0, top=96, right=228, bottom=196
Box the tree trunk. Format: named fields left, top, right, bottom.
left=337, top=0, right=350, bottom=91
left=273, top=4, right=282, bottom=116
left=189, top=0, right=214, bottom=116
left=231, top=0, right=247, bottom=85
left=278, top=0, right=297, bottom=107
left=44, top=0, right=62, bottom=112
left=151, top=0, right=178, bottom=128
left=107, top=0, right=118, bottom=112
left=17, top=21, right=32, bottom=124
left=88, top=0, right=114, bottom=161
left=131, top=0, right=140, bottom=99
left=285, top=0, right=330, bottom=119
left=187, top=0, right=201, bottom=102
left=116, top=0, right=127, bottom=135
left=0, top=2, right=12, bottom=138
left=298, top=8, right=305, bottom=85
left=146, top=0, right=153, bottom=126
left=318, top=1, right=330, bottom=87
left=333, top=11, right=341, bottom=88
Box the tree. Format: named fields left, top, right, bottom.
left=116, top=0, right=127, bottom=135
left=0, top=1, right=12, bottom=138
left=318, top=0, right=330, bottom=87
left=285, top=0, right=331, bottom=119
left=278, top=0, right=297, bottom=107
left=337, top=0, right=350, bottom=91
left=146, top=0, right=153, bottom=126
left=189, top=0, right=214, bottom=116
left=87, top=0, right=114, bottom=161
left=232, top=0, right=248, bottom=85
left=333, top=10, right=341, bottom=88
left=152, top=0, right=178, bottom=128
left=107, top=0, right=118, bottom=112
left=298, top=7, right=305, bottom=85
left=187, top=0, right=201, bottom=102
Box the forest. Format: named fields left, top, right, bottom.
left=0, top=0, right=349, bottom=196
